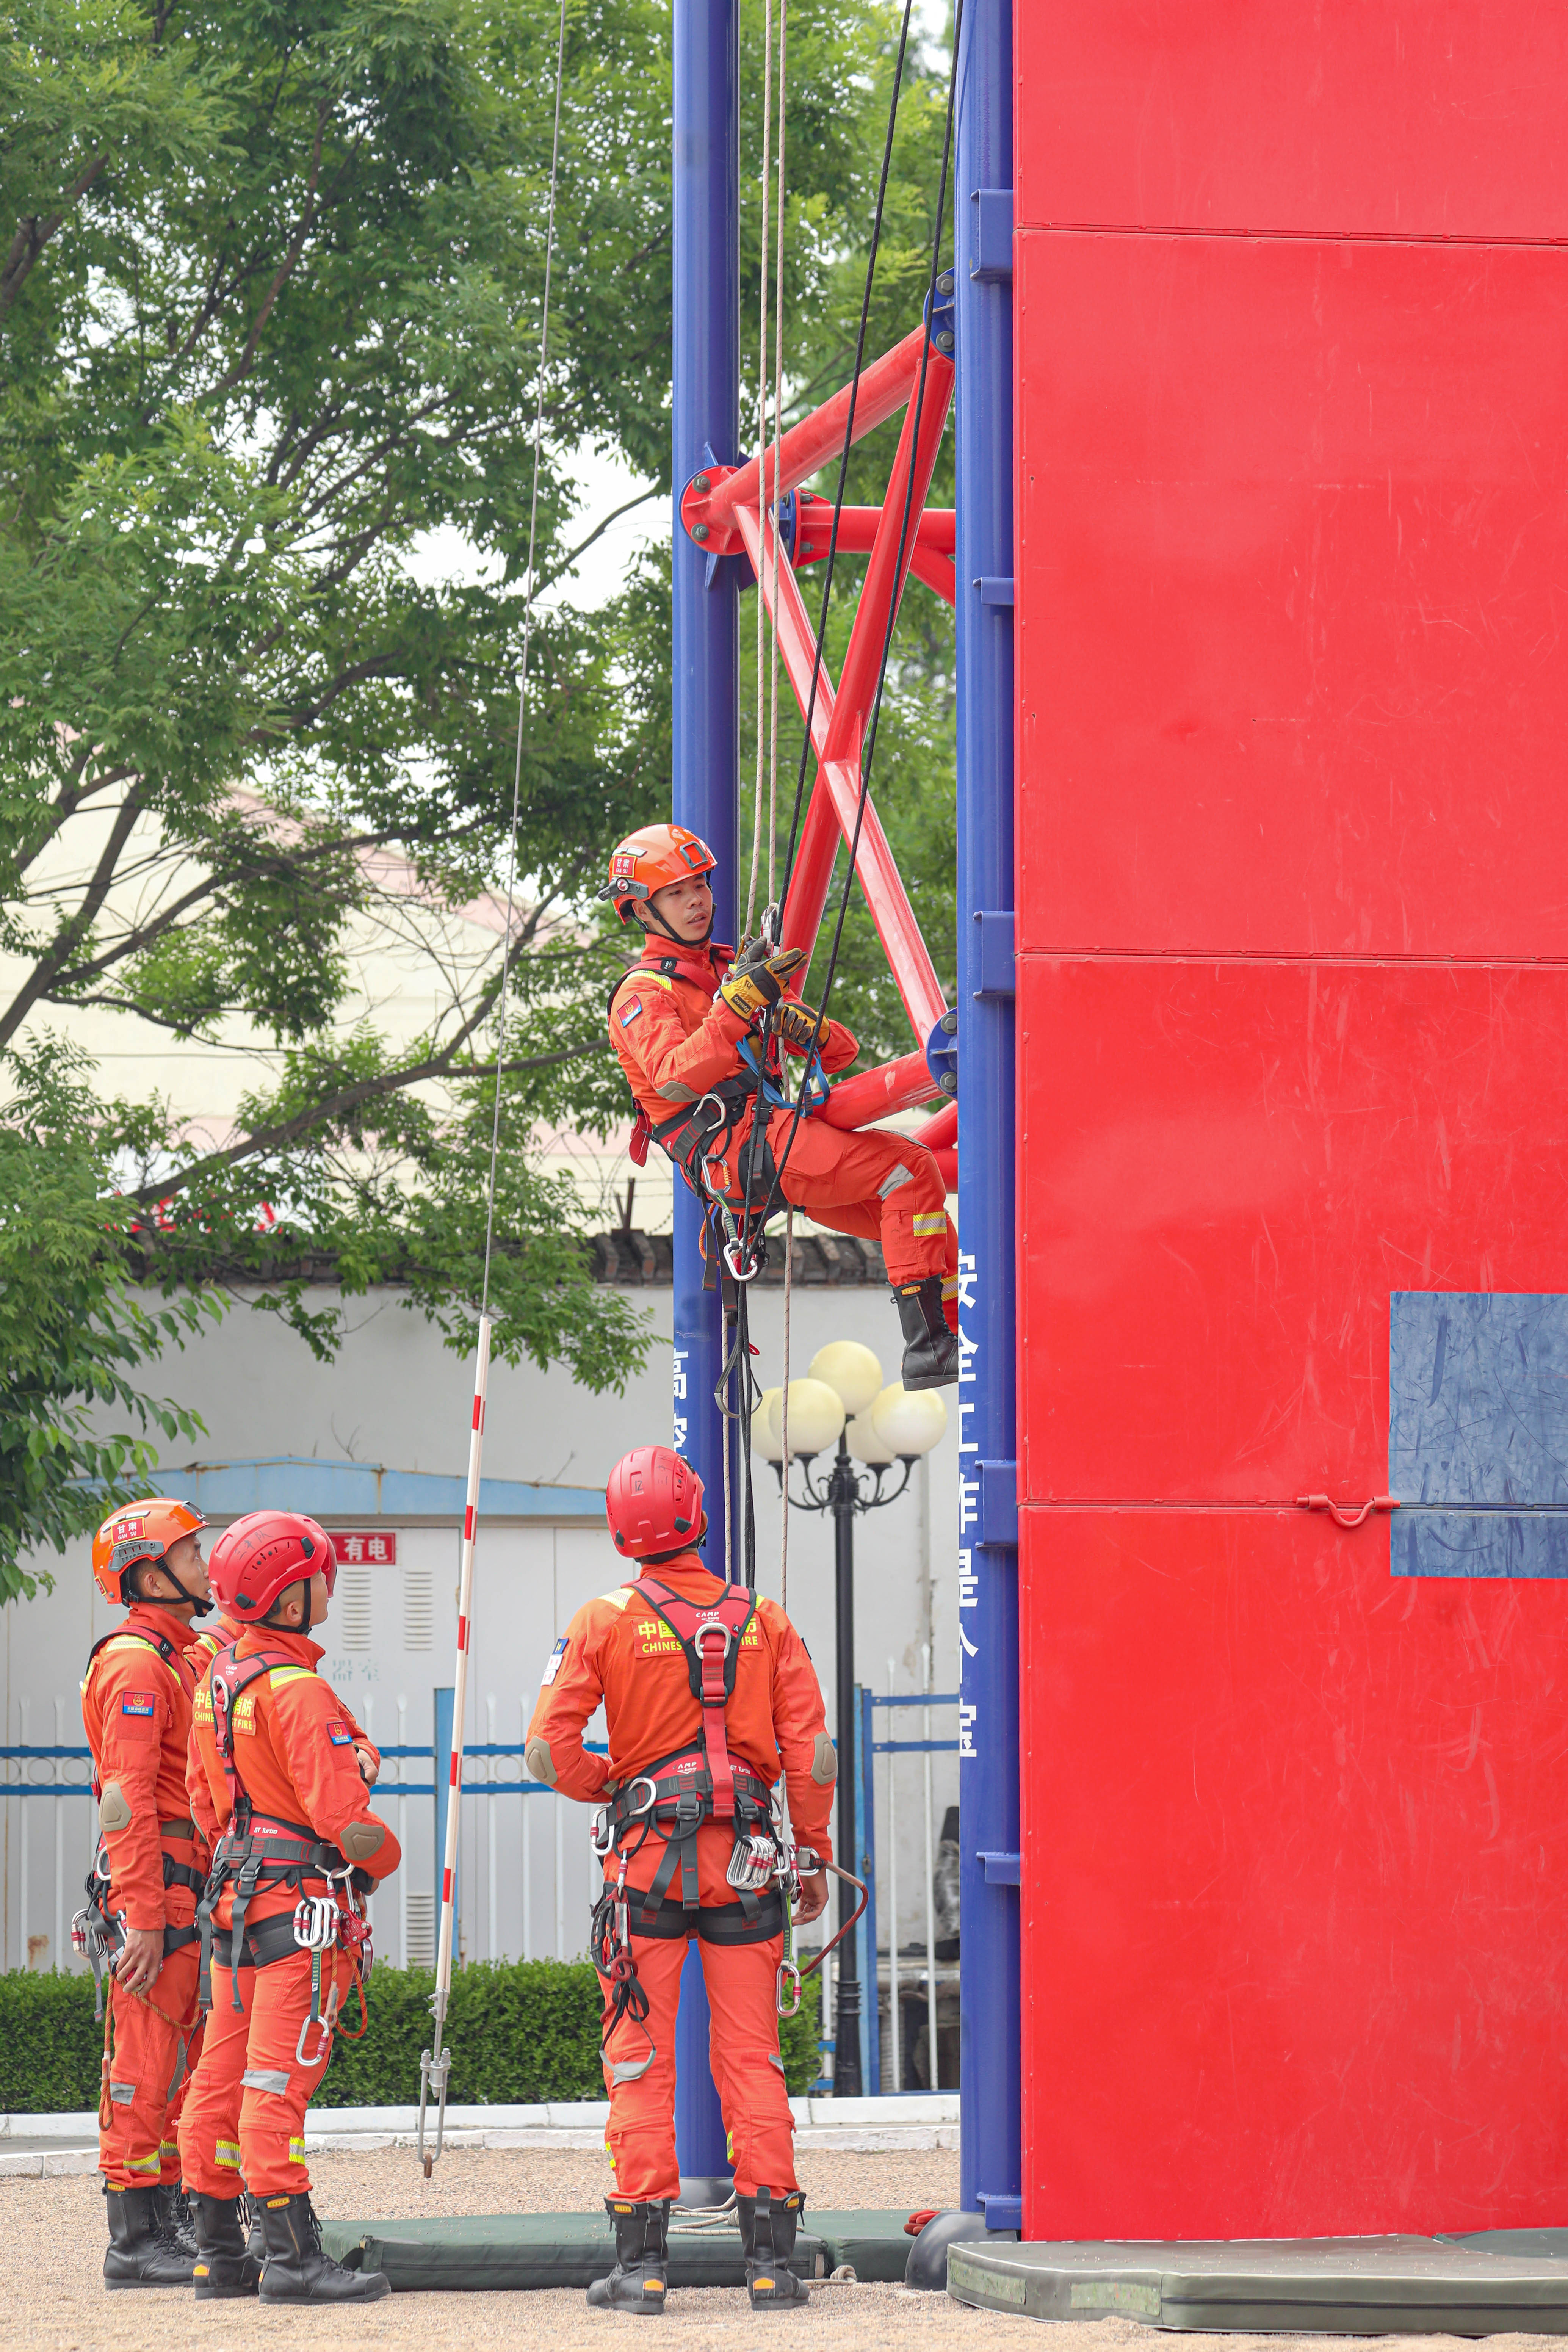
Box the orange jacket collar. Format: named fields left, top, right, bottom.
left=634, top=938, right=731, bottom=998
left=230, top=1625, right=325, bottom=1669
left=122, top=1601, right=200, bottom=1652
left=633, top=1551, right=730, bottom=1592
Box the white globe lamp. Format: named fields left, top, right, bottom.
left=808, top=1340, right=883, bottom=1418
left=753, top=1387, right=785, bottom=1464
left=845, top=1409, right=897, bottom=1467
left=771, top=1376, right=846, bottom=1461
left=869, top=1382, right=948, bottom=1460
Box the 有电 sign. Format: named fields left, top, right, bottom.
left=331, top=1531, right=396, bottom=1565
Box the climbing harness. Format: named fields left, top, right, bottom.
left=191, top=1640, right=374, bottom=2036
left=417, top=0, right=570, bottom=2179
left=72, top=1625, right=205, bottom=2018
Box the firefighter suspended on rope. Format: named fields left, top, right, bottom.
left=526, top=1445, right=862, bottom=2313
left=602, top=824, right=960, bottom=1390
left=79, top=1497, right=214, bottom=2289
left=178, top=1509, right=399, bottom=2304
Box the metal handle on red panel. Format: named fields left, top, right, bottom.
left=1296, top=1494, right=1400, bottom=1531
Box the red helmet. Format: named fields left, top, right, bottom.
left=90, top=1498, right=206, bottom=1605
left=209, top=1510, right=337, bottom=1626
left=605, top=1446, right=707, bottom=1559
left=598, top=823, right=716, bottom=925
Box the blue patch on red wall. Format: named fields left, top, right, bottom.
left=1391, top=1291, right=1568, bottom=1575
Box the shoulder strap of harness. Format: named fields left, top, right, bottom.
left=84, top=1622, right=180, bottom=1674
left=207, top=1642, right=295, bottom=1833
left=199, top=1641, right=310, bottom=2014
left=631, top=1576, right=757, bottom=1826
left=81, top=1623, right=183, bottom=1802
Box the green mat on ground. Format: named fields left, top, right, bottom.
left=317, top=2208, right=915, bottom=2291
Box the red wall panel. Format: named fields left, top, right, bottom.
left=1015, top=2, right=1568, bottom=2241
left=1017, top=2, right=1568, bottom=239
left=1019, top=1505, right=1568, bottom=2239
left=1015, top=231, right=1568, bottom=959
left=1018, top=957, right=1568, bottom=1504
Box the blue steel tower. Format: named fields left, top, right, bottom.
left=670, top=0, right=739, bottom=2194
left=954, top=0, right=1022, bottom=2234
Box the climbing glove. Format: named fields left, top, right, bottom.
left=774, top=998, right=827, bottom=1055
left=719, top=945, right=806, bottom=1023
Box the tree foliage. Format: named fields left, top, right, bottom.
left=0, top=0, right=958, bottom=1573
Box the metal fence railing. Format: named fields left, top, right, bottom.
left=7, top=1678, right=959, bottom=2103
left=830, top=1669, right=959, bottom=2095
left=0, top=1699, right=608, bottom=1976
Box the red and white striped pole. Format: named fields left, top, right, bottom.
left=417, top=1313, right=491, bottom=2175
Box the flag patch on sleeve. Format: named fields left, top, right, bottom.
left=619, top=998, right=643, bottom=1027
left=121, top=1692, right=156, bottom=1717
left=326, top=1723, right=353, bottom=1746
left=541, top=1637, right=568, bottom=1688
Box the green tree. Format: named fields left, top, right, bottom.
left=0, top=0, right=957, bottom=1579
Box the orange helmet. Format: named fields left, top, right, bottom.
left=599, top=823, right=717, bottom=926
left=91, top=1498, right=207, bottom=1606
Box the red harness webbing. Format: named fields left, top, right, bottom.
left=631, top=1575, right=757, bottom=1823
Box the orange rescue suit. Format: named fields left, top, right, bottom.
left=608, top=937, right=956, bottom=1292
left=80, top=1606, right=210, bottom=2189
left=179, top=1630, right=401, bottom=2198
left=528, top=1552, right=835, bottom=2202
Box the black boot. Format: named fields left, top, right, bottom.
left=256, top=2191, right=390, bottom=2303
left=738, top=2186, right=809, bottom=2308
left=586, top=2196, right=670, bottom=2313
left=152, top=2181, right=197, bottom=2258
left=103, top=2184, right=195, bottom=2288
left=191, top=2192, right=261, bottom=2300
left=893, top=1277, right=960, bottom=1390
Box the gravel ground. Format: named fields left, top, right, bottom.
left=10, top=2153, right=1566, bottom=2352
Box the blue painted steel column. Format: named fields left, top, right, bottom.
left=671, top=0, right=738, bottom=2189
left=954, top=0, right=1021, bottom=2231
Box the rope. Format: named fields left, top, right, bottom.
left=418, top=0, right=569, bottom=2177
left=767, top=1, right=788, bottom=913
left=775, top=0, right=921, bottom=903
left=779, top=1205, right=793, bottom=1612
left=745, top=0, right=778, bottom=945
left=742, top=0, right=963, bottom=1243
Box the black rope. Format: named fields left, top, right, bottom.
left=740, top=0, right=963, bottom=1245
left=718, top=3, right=963, bottom=1606
left=775, top=0, right=922, bottom=901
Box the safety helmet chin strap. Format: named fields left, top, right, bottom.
left=127, top=1558, right=214, bottom=1618
left=634, top=901, right=714, bottom=950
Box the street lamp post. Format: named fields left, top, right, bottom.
left=756, top=1343, right=948, bottom=2099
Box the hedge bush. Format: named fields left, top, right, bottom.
left=0, top=1959, right=823, bottom=2112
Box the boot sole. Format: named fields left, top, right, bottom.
left=902, top=1369, right=958, bottom=1390
left=258, top=2280, right=392, bottom=2303
left=194, top=2272, right=261, bottom=2299
left=748, top=2278, right=810, bottom=2307
left=103, top=2274, right=194, bottom=2289
left=586, top=2280, right=669, bottom=2312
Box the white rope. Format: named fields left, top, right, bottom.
left=417, top=0, right=570, bottom=2177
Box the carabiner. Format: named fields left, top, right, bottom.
left=296, top=2010, right=332, bottom=2067
left=723, top=1234, right=760, bottom=1283
left=776, top=1959, right=802, bottom=2018
left=623, top=1775, right=658, bottom=1818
